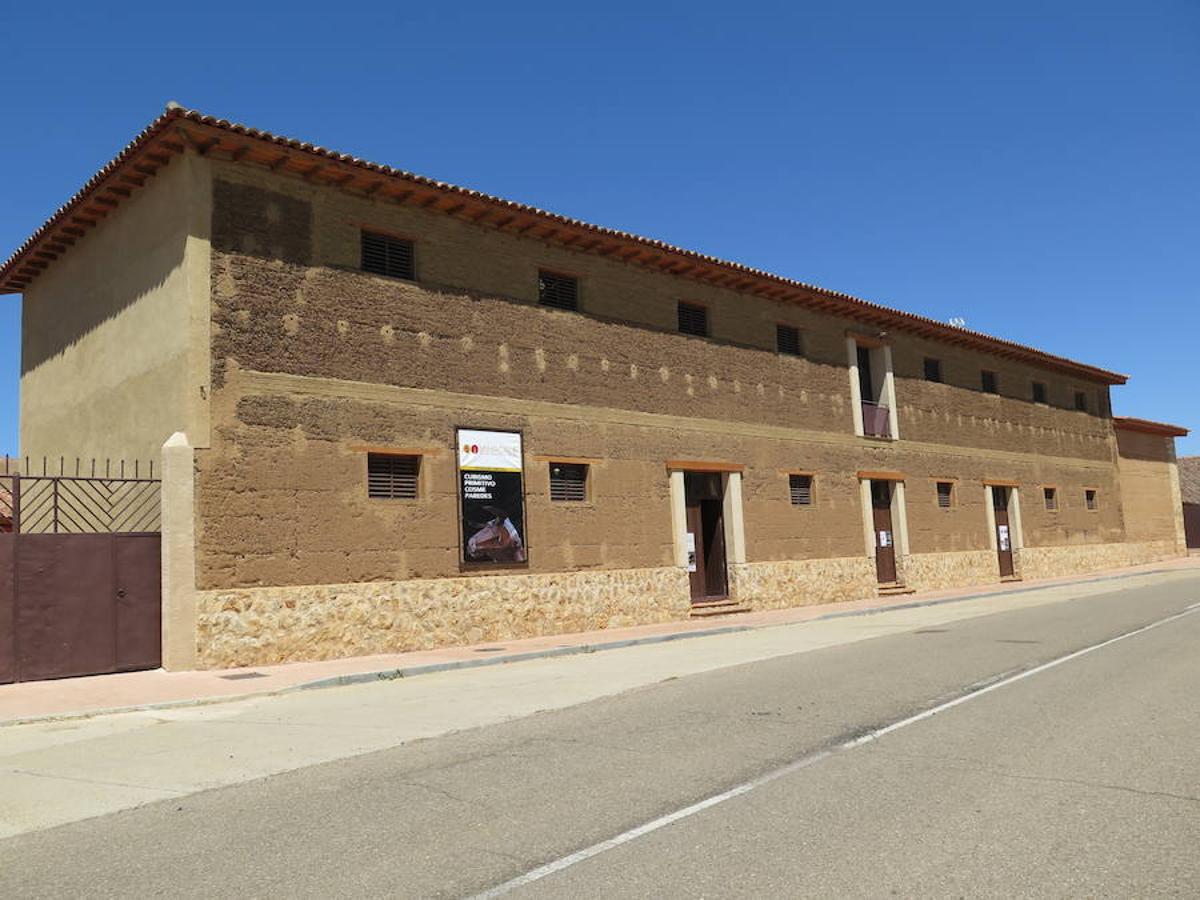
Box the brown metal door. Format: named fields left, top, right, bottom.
left=0, top=533, right=14, bottom=684
left=684, top=472, right=728, bottom=601
left=872, top=481, right=897, bottom=584
left=16, top=534, right=117, bottom=681
left=993, top=487, right=1015, bottom=578
left=115, top=534, right=162, bottom=672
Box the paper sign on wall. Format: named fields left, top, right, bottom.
left=686, top=532, right=697, bottom=572
left=998, top=524, right=1011, bottom=551
left=879, top=530, right=892, bottom=548
left=457, top=429, right=527, bottom=564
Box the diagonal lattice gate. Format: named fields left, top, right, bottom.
left=0, top=469, right=161, bottom=684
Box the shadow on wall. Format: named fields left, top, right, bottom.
left=1116, top=429, right=1174, bottom=463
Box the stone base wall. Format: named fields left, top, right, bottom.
left=1018, top=540, right=1183, bottom=582
left=729, top=557, right=877, bottom=610
left=196, top=566, right=689, bottom=669
left=901, top=549, right=1002, bottom=592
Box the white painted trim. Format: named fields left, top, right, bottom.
left=846, top=336, right=864, bottom=437
left=668, top=470, right=688, bottom=569
left=892, top=480, right=910, bottom=558
left=722, top=471, right=747, bottom=565
left=881, top=343, right=900, bottom=440
left=1010, top=487, right=1025, bottom=550
left=859, top=478, right=876, bottom=559
left=984, top=484, right=998, bottom=550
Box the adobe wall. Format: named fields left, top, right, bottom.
left=1115, top=428, right=1186, bottom=550
left=186, top=161, right=1174, bottom=667
left=20, top=154, right=212, bottom=462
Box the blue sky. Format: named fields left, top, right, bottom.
left=2, top=1, right=1197, bottom=457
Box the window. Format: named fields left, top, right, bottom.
left=777, top=324, right=802, bottom=356
left=936, top=481, right=954, bottom=509
left=1085, top=489, right=1098, bottom=511
left=361, top=231, right=415, bottom=280
left=549, top=462, right=588, bottom=502
left=923, top=357, right=942, bottom=383
left=789, top=473, right=813, bottom=506
left=981, top=370, right=998, bottom=394
left=538, top=271, right=578, bottom=311
left=1032, top=382, right=1047, bottom=404
left=677, top=302, right=708, bottom=337
left=1074, top=391, right=1088, bottom=412
left=367, top=453, right=420, bottom=499
left=1043, top=487, right=1058, bottom=511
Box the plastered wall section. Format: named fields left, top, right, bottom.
left=20, top=154, right=212, bottom=462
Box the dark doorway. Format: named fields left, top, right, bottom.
left=684, top=472, right=728, bottom=602
left=992, top=486, right=1016, bottom=578
left=871, top=480, right=897, bottom=584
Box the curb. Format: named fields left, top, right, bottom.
left=0, top=563, right=1188, bottom=728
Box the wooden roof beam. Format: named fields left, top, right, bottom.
left=132, top=163, right=159, bottom=177
left=118, top=173, right=146, bottom=188
left=230, top=143, right=254, bottom=162
left=361, top=180, right=385, bottom=196
left=103, top=185, right=132, bottom=198
left=144, top=152, right=172, bottom=166
left=269, top=153, right=290, bottom=171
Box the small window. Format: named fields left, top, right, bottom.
left=1032, top=382, right=1047, bottom=404
left=538, top=271, right=578, bottom=311
left=981, top=370, right=998, bottom=394
left=361, top=231, right=415, bottom=280
left=367, top=453, right=420, bottom=499
left=549, top=462, right=588, bottom=502
left=923, top=357, right=942, bottom=383
left=777, top=324, right=802, bottom=356
left=789, top=474, right=813, bottom=506
left=1074, top=391, right=1088, bottom=412
left=677, top=302, right=708, bottom=337
left=936, top=481, right=954, bottom=509
left=1085, top=489, right=1098, bottom=511
left=1043, top=487, right=1058, bottom=511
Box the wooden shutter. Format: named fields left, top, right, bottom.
left=789, top=474, right=813, bottom=506
left=776, top=325, right=802, bottom=356
left=367, top=454, right=420, bottom=499
left=549, top=463, right=588, bottom=501
left=538, top=271, right=579, bottom=311
left=678, top=302, right=708, bottom=337
left=361, top=231, right=415, bottom=280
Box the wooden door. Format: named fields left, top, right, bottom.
left=684, top=473, right=728, bottom=601
left=871, top=481, right=897, bottom=584
left=993, top=487, right=1015, bottom=577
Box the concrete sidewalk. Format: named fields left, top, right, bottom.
left=2, top=555, right=1197, bottom=726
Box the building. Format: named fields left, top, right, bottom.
left=0, top=106, right=1190, bottom=671
left=1180, top=457, right=1200, bottom=550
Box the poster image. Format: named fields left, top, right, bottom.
left=458, top=429, right=527, bottom=564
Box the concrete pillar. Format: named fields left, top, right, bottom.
left=859, top=478, right=876, bottom=559
left=984, top=485, right=998, bottom=549
left=846, top=337, right=864, bottom=436
left=723, top=471, right=747, bottom=565
left=881, top=344, right=900, bottom=440
left=161, top=432, right=198, bottom=670
left=893, top=480, right=911, bottom=558
left=669, top=469, right=688, bottom=569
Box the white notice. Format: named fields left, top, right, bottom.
left=879, top=530, right=892, bottom=548
left=998, top=524, right=1011, bottom=551
left=686, top=532, right=697, bottom=572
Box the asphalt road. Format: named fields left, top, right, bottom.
left=2, top=578, right=1198, bottom=898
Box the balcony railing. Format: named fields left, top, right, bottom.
left=862, top=401, right=892, bottom=438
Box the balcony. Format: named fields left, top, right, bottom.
left=862, top=401, right=892, bottom=439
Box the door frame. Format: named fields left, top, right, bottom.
left=667, top=462, right=747, bottom=603
left=858, top=472, right=910, bottom=584
left=984, top=481, right=1023, bottom=579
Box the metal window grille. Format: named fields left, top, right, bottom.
left=1074, top=391, right=1088, bottom=412
left=937, top=482, right=954, bottom=509
left=1085, top=489, right=1097, bottom=510
left=538, top=271, right=578, bottom=311
left=776, top=325, right=802, bottom=356
left=678, top=302, right=708, bottom=337
left=924, top=358, right=942, bottom=383
left=981, top=370, right=998, bottom=394
left=1044, top=487, right=1057, bottom=511
left=549, top=463, right=588, bottom=502
left=789, top=474, right=813, bottom=506
left=1032, top=382, right=1047, bottom=404
left=361, top=231, right=415, bottom=280
left=368, top=454, right=420, bottom=499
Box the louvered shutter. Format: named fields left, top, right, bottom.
left=777, top=325, right=802, bottom=356
left=789, top=474, right=813, bottom=506
left=368, top=454, right=420, bottom=499
left=678, top=302, right=708, bottom=337
left=549, top=463, right=588, bottom=502
left=361, top=231, right=415, bottom=280
left=538, top=272, right=579, bottom=311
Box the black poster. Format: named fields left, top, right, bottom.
left=457, top=428, right=527, bottom=564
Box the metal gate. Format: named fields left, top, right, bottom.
left=1, top=462, right=161, bottom=684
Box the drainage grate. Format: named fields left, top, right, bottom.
left=219, top=671, right=268, bottom=680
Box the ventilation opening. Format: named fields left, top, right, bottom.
left=368, top=454, right=420, bottom=499
left=549, top=462, right=588, bottom=502
left=677, top=302, right=708, bottom=337
left=937, top=482, right=954, bottom=508
left=789, top=473, right=813, bottom=506
left=538, top=271, right=579, bottom=311
left=361, top=231, right=415, bottom=280
left=776, top=325, right=802, bottom=356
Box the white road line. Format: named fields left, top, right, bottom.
left=471, top=603, right=1200, bottom=898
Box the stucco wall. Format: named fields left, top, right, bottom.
left=1115, top=429, right=1186, bottom=549
left=20, top=154, right=212, bottom=462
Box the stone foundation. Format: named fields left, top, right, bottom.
left=729, top=557, right=878, bottom=609
left=901, top=549, right=1002, bottom=592
left=1017, top=540, right=1182, bottom=582
left=196, top=565, right=689, bottom=668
